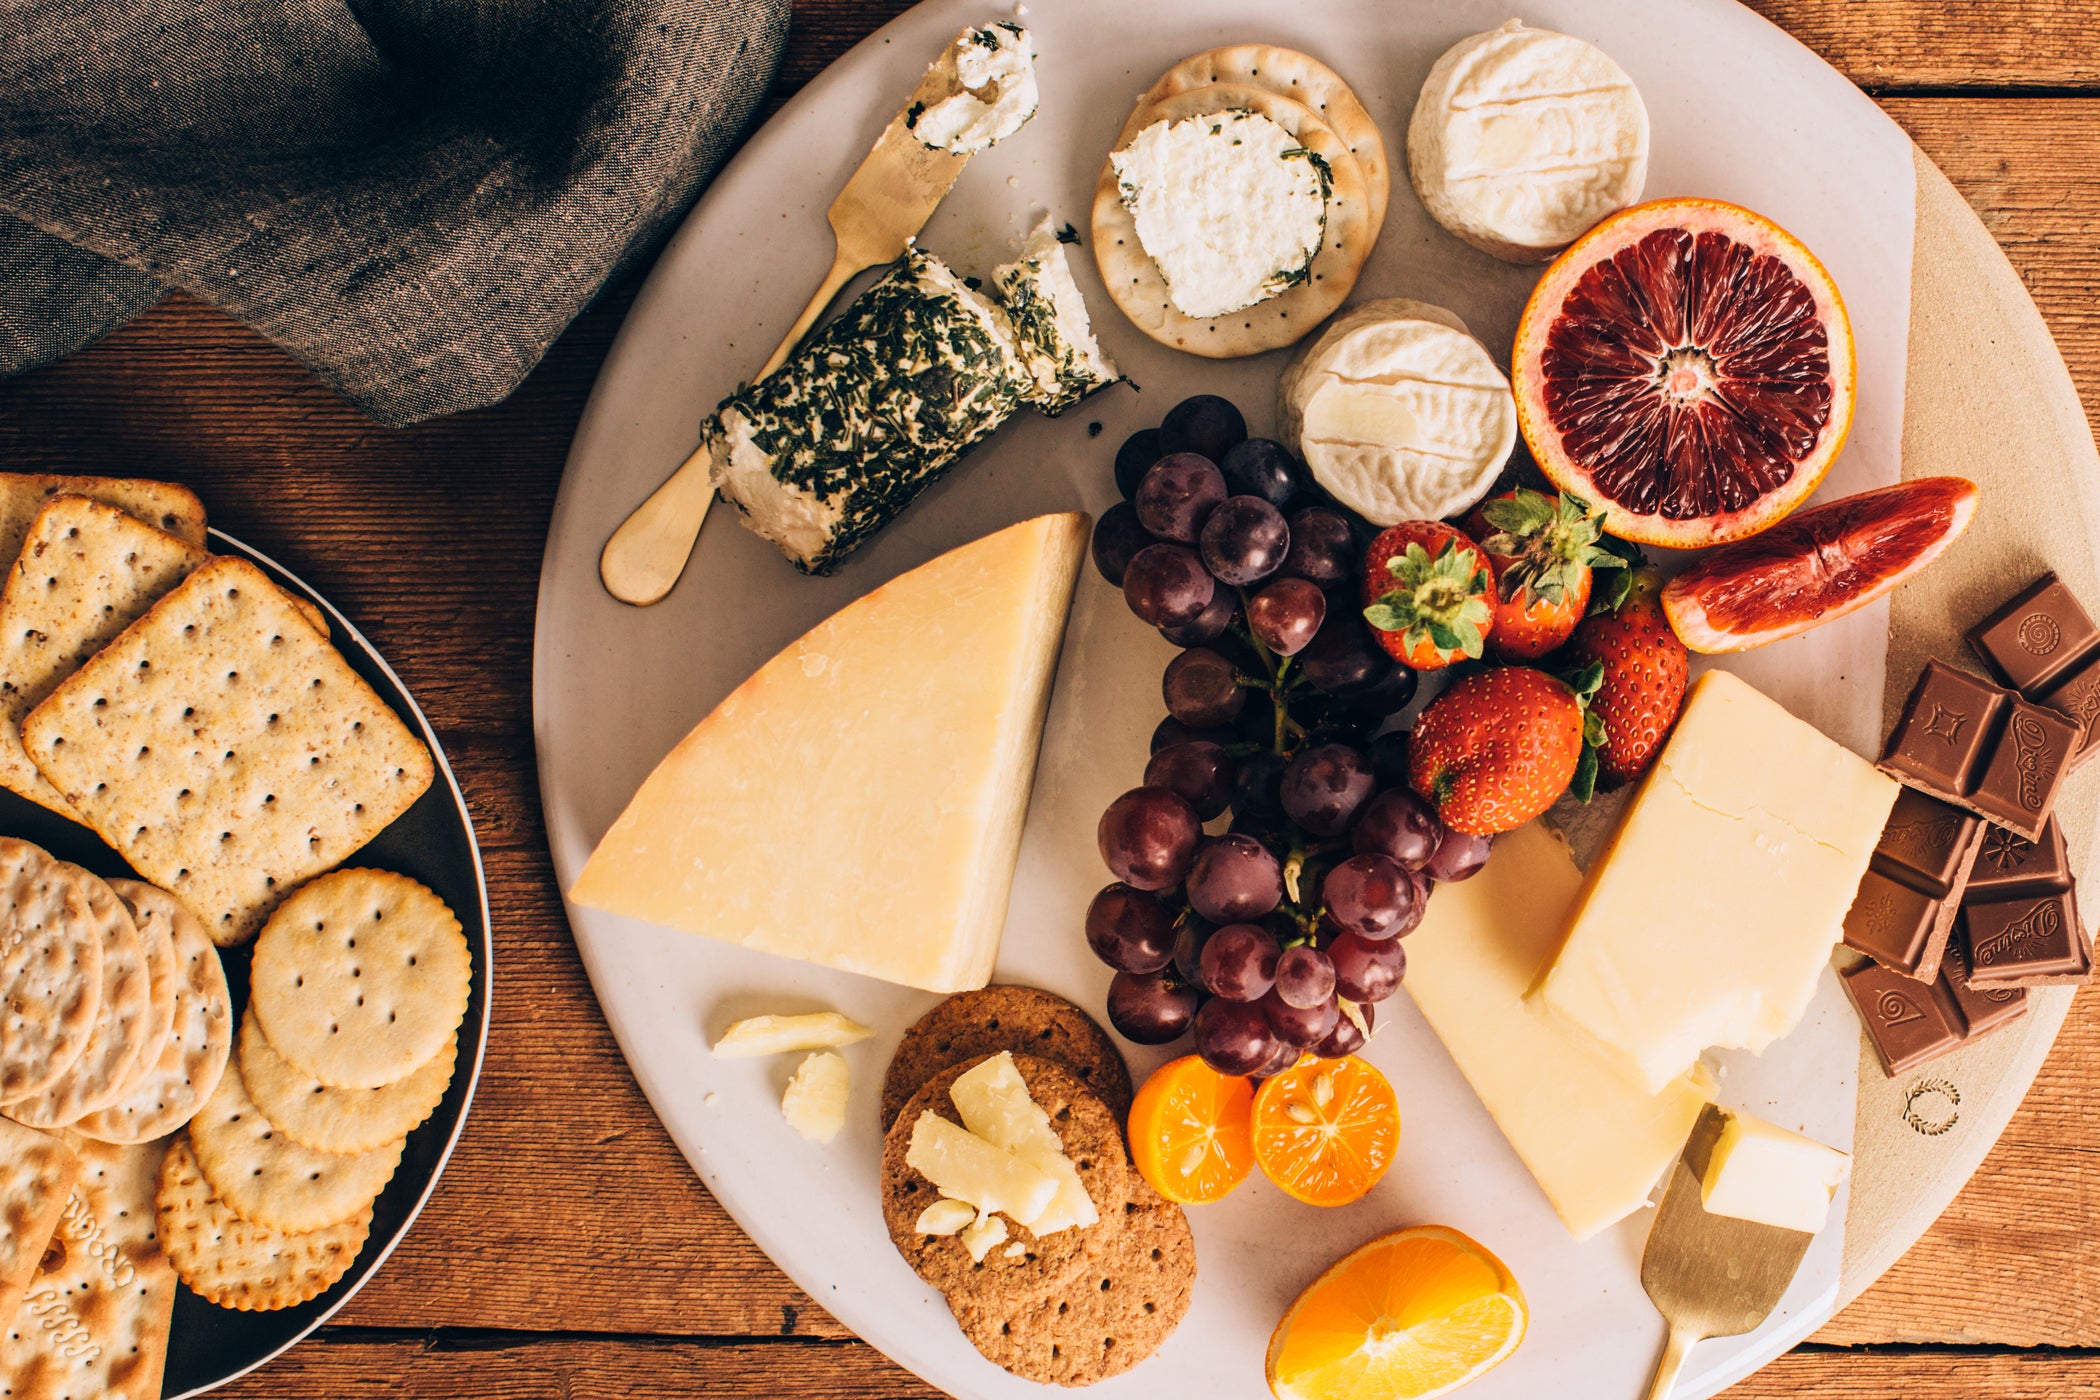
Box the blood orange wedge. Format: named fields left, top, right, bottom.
left=1513, top=198, right=1856, bottom=548
left=1251, top=1054, right=1399, bottom=1207
left=1266, top=1225, right=1526, bottom=1400
left=1129, top=1054, right=1256, bottom=1204
left=1662, top=476, right=1979, bottom=653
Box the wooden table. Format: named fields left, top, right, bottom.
left=1, top=3, right=2095, bottom=1395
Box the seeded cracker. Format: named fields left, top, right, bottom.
left=20, top=557, right=435, bottom=946
left=73, top=882, right=231, bottom=1146
left=248, top=869, right=470, bottom=1089
left=0, top=839, right=100, bottom=1103
left=0, top=474, right=204, bottom=569
left=4, top=865, right=154, bottom=1129
left=1, top=1135, right=176, bottom=1400
left=156, top=1135, right=369, bottom=1311
left=0, top=497, right=211, bottom=816
left=240, top=1009, right=456, bottom=1155
left=0, top=1120, right=77, bottom=1322
left=187, top=1060, right=403, bottom=1233
left=881, top=986, right=1132, bottom=1129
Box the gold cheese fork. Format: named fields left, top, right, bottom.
left=598, top=58, right=973, bottom=606
left=1640, top=1103, right=1821, bottom=1399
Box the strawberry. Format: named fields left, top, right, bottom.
left=1360, top=521, right=1495, bottom=670
left=1407, top=667, right=1586, bottom=835
left=1463, top=488, right=1627, bottom=660
left=1560, top=567, right=1689, bottom=791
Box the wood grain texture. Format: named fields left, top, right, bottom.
left=0, top=3, right=2097, bottom=1395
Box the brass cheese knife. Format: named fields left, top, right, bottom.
left=598, top=57, right=973, bottom=606
left=1640, top=1103, right=1820, bottom=1399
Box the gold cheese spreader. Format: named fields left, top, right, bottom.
left=1640, top=1103, right=1820, bottom=1399
left=598, top=55, right=973, bottom=606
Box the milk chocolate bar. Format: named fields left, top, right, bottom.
left=1842, top=789, right=1982, bottom=980
left=1962, top=890, right=2092, bottom=986
left=1879, top=660, right=2076, bottom=839
left=1969, top=572, right=2100, bottom=766
left=1842, top=958, right=1970, bottom=1075
left=1968, top=818, right=2071, bottom=901
left=1941, top=936, right=2030, bottom=1039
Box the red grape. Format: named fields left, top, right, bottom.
left=1194, top=996, right=1280, bottom=1075
left=1281, top=507, right=1356, bottom=587
left=1114, top=427, right=1164, bottom=499
left=1144, top=741, right=1236, bottom=820
left=1199, top=496, right=1290, bottom=586
left=1425, top=828, right=1494, bottom=882
left=1299, top=613, right=1395, bottom=695
left=1274, top=943, right=1337, bottom=1009
left=1123, top=543, right=1215, bottom=628
left=1248, top=577, right=1326, bottom=656
left=1321, top=853, right=1418, bottom=940
left=1218, top=438, right=1302, bottom=510
left=1097, top=786, right=1200, bottom=890
left=1199, top=921, right=1280, bottom=1002
left=1251, top=1036, right=1304, bottom=1078
left=1160, top=395, right=1248, bottom=462
left=1150, top=715, right=1231, bottom=753
left=1186, top=835, right=1284, bottom=923
left=1108, top=969, right=1200, bottom=1044
left=1312, top=1002, right=1376, bottom=1058
left=1345, top=663, right=1419, bottom=719
left=1172, top=917, right=1214, bottom=989
left=1368, top=731, right=1410, bottom=788
left=1352, top=789, right=1445, bottom=871
left=1090, top=501, right=1151, bottom=587
left=1263, top=987, right=1340, bottom=1047
left=1163, top=647, right=1245, bottom=728
left=1135, top=453, right=1227, bottom=543
left=1158, top=583, right=1238, bottom=646
left=1328, top=930, right=1406, bottom=1003
left=1233, top=750, right=1287, bottom=819
left=1281, top=743, right=1375, bottom=836
left=1084, top=883, right=1178, bottom=973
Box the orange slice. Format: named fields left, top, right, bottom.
left=1128, top=1054, right=1256, bottom=1205
left=1266, top=1225, right=1527, bottom=1400
left=1251, top=1054, right=1399, bottom=1207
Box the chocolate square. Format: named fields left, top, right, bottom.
left=1962, top=891, right=2092, bottom=986
left=1968, top=573, right=2100, bottom=693
left=1843, top=958, right=1968, bottom=1075
left=1871, top=789, right=1981, bottom=897
left=1880, top=660, right=2009, bottom=798
left=2036, top=652, right=2100, bottom=768
left=1843, top=869, right=1948, bottom=979
left=1966, top=818, right=2072, bottom=901
left=1941, top=935, right=2030, bottom=1037
left=1968, top=700, right=2078, bottom=838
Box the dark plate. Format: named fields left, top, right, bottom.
left=0, top=532, right=491, bottom=1397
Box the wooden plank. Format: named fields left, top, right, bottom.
left=201, top=1330, right=2100, bottom=1398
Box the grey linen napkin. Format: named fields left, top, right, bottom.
left=0, top=0, right=789, bottom=425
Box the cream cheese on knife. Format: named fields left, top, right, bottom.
left=909, top=23, right=1040, bottom=154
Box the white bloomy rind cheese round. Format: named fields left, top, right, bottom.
left=1111, top=108, right=1330, bottom=319
left=567, top=514, right=1089, bottom=994
left=1279, top=298, right=1516, bottom=525
left=910, top=23, right=1039, bottom=153
left=1407, top=20, right=1648, bottom=263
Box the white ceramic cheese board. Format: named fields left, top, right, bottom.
left=532, top=1, right=2098, bottom=1396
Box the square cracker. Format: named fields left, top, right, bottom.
left=21, top=557, right=435, bottom=946
left=0, top=475, right=204, bottom=569
left=0, top=497, right=210, bottom=816
left=2, top=1136, right=175, bottom=1400
left=0, top=1120, right=78, bottom=1322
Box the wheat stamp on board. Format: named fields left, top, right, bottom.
left=156, top=1135, right=371, bottom=1312
left=20, top=557, right=435, bottom=946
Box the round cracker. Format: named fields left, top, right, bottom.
left=72, top=882, right=232, bottom=1146
left=239, top=1008, right=456, bottom=1155
left=0, top=838, right=101, bottom=1103
left=881, top=986, right=1131, bottom=1129
left=5, top=865, right=156, bottom=1127
left=157, top=1134, right=370, bottom=1311
left=1093, top=85, right=1375, bottom=358
left=248, top=869, right=469, bottom=1090
left=1128, top=44, right=1390, bottom=232
left=109, top=878, right=179, bottom=1105
left=949, top=1177, right=1196, bottom=1385
left=188, top=1058, right=403, bottom=1233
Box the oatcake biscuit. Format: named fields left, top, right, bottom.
left=881, top=986, right=1131, bottom=1129
left=187, top=1060, right=402, bottom=1233
left=239, top=1009, right=456, bottom=1155
left=0, top=839, right=101, bottom=1103
left=0, top=1120, right=78, bottom=1322
left=72, top=882, right=231, bottom=1146
left=20, top=557, right=434, bottom=946
left=950, top=1176, right=1196, bottom=1386
left=248, top=869, right=470, bottom=1089
left=881, top=1054, right=1129, bottom=1302
left=156, top=1134, right=370, bottom=1311
left=0, top=497, right=210, bottom=815
left=4, top=865, right=154, bottom=1128
left=0, top=474, right=204, bottom=568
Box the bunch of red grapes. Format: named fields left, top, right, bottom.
left=1086, top=394, right=1493, bottom=1078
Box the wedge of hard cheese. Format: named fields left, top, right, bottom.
left=570, top=513, right=1089, bottom=992
left=1406, top=820, right=1712, bottom=1241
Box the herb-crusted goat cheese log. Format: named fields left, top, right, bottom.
left=995, top=219, right=1121, bottom=416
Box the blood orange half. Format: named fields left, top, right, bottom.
left=1513, top=198, right=1856, bottom=548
